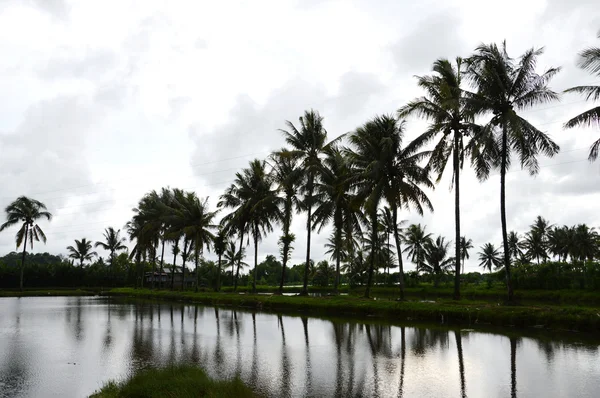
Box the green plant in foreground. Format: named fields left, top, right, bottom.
left=90, top=365, right=259, bottom=398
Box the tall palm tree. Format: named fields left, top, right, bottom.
left=478, top=243, right=503, bottom=273
left=547, top=226, right=570, bottom=262
left=402, top=223, right=432, bottom=273
left=459, top=236, right=473, bottom=274
left=399, top=58, right=479, bottom=300
left=95, top=227, right=128, bottom=280
left=379, top=206, right=404, bottom=283
left=220, top=159, right=281, bottom=293
left=467, top=42, right=561, bottom=301
left=346, top=115, right=433, bottom=298
left=522, top=229, right=547, bottom=265
left=224, top=241, right=247, bottom=285
left=179, top=193, right=217, bottom=293
left=422, top=235, right=454, bottom=287
left=277, top=110, right=329, bottom=295
left=313, top=146, right=365, bottom=293
left=125, top=217, right=146, bottom=288
left=66, top=238, right=97, bottom=268
left=213, top=228, right=228, bottom=292
left=0, top=196, right=52, bottom=291
left=270, top=151, right=301, bottom=293
left=564, top=31, right=600, bottom=161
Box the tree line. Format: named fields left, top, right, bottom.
left=1, top=37, right=599, bottom=300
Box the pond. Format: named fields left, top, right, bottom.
left=1, top=296, right=599, bottom=397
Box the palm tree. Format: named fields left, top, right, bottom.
left=313, top=146, right=364, bottom=293
left=399, top=58, right=479, bottom=300
left=379, top=206, right=404, bottom=284
left=547, top=226, right=570, bottom=262
left=422, top=235, right=454, bottom=287
left=522, top=229, right=547, bottom=265
left=213, top=228, right=228, bottom=292
left=125, top=217, right=146, bottom=288
left=467, top=42, right=561, bottom=301
left=507, top=231, right=525, bottom=262
left=459, top=237, right=473, bottom=274
left=95, top=227, right=128, bottom=281
left=277, top=110, right=329, bottom=295
left=346, top=115, right=433, bottom=298
left=66, top=238, right=97, bottom=268
left=179, top=193, right=217, bottom=293
left=478, top=243, right=503, bottom=273
left=220, top=160, right=281, bottom=293
left=0, top=196, right=52, bottom=291
left=564, top=31, right=600, bottom=161
left=224, top=241, right=247, bottom=285
left=402, top=223, right=432, bottom=273
left=270, top=151, right=301, bottom=293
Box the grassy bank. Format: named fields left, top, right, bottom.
left=0, top=288, right=101, bottom=297
left=89, top=365, right=259, bottom=398
left=107, top=288, right=600, bottom=333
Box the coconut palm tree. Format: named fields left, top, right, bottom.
left=467, top=42, right=561, bottom=301
left=478, top=243, right=503, bottom=273
left=95, top=227, right=128, bottom=281
left=0, top=196, right=52, bottom=291
left=313, top=146, right=365, bottom=293
left=402, top=223, right=432, bottom=273
left=220, top=159, right=281, bottom=293
left=125, top=217, right=147, bottom=288
left=547, top=226, right=570, bottom=262
left=66, top=238, right=97, bottom=268
left=507, top=231, right=525, bottom=262
left=399, top=58, right=479, bottom=300
left=564, top=31, right=600, bottom=161
left=346, top=115, right=433, bottom=298
left=270, top=151, right=302, bottom=293
left=459, top=237, right=473, bottom=274
left=277, top=110, right=329, bottom=295
left=523, top=229, right=548, bottom=265
left=213, top=228, right=228, bottom=292
left=379, top=206, right=404, bottom=284
left=179, top=193, right=217, bottom=292
left=422, top=235, right=454, bottom=287
left=224, top=241, right=247, bottom=286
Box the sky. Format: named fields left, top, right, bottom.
left=0, top=0, right=598, bottom=273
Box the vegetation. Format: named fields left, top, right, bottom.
left=90, top=365, right=259, bottom=398
left=0, top=39, right=598, bottom=303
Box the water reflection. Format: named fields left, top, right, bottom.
left=1, top=297, right=600, bottom=398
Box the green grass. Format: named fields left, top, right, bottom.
left=89, top=365, right=259, bottom=398
left=0, top=288, right=101, bottom=297
left=107, top=288, right=600, bottom=333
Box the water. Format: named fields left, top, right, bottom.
left=1, top=297, right=599, bottom=398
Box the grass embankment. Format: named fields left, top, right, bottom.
left=0, top=288, right=101, bottom=297
left=107, top=288, right=600, bottom=333
left=223, top=284, right=600, bottom=306
left=90, top=365, right=259, bottom=398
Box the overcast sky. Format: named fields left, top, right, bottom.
left=0, top=0, right=598, bottom=273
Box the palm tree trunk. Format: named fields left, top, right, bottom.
left=170, top=240, right=178, bottom=291
left=151, top=242, right=157, bottom=290
left=194, top=248, right=200, bottom=293
left=279, top=237, right=289, bottom=293
left=500, top=126, right=514, bottom=302
left=455, top=331, right=466, bottom=398
left=252, top=225, right=258, bottom=293
left=217, top=252, right=222, bottom=292
left=181, top=247, right=187, bottom=292
left=159, top=237, right=165, bottom=289
left=391, top=205, right=405, bottom=300
left=20, top=226, right=28, bottom=292
left=302, top=182, right=314, bottom=296
left=135, top=252, right=141, bottom=289
left=365, top=212, right=377, bottom=298
left=234, top=230, right=244, bottom=292
left=333, top=210, right=342, bottom=294
left=453, top=131, right=461, bottom=300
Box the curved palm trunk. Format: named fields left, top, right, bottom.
left=500, top=125, right=514, bottom=302
left=252, top=225, right=258, bottom=294
left=365, top=211, right=377, bottom=298
left=159, top=237, right=165, bottom=289
left=19, top=225, right=28, bottom=292
left=302, top=181, right=314, bottom=296
left=453, top=132, right=461, bottom=300
left=234, top=230, right=245, bottom=292
left=391, top=205, right=406, bottom=300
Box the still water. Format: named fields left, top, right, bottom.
left=1, top=297, right=599, bottom=398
